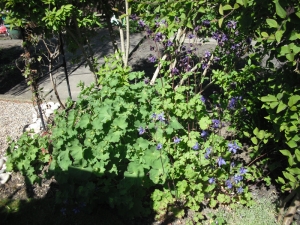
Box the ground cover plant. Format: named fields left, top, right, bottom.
left=1, top=0, right=300, bottom=224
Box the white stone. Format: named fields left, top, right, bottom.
left=45, top=109, right=54, bottom=118
left=0, top=158, right=4, bottom=170
left=0, top=173, right=10, bottom=184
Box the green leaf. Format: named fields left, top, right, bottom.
left=260, top=95, right=277, bottom=102
left=296, top=11, right=300, bottom=18
left=243, top=131, right=250, bottom=137
left=242, top=0, right=248, bottom=6
left=199, top=116, right=210, bottom=130
left=58, top=150, right=72, bottom=171
left=233, top=3, right=240, bottom=9
left=276, top=101, right=287, bottom=113
left=283, top=171, right=296, bottom=183
left=288, top=95, right=300, bottom=107
left=286, top=53, right=294, bottom=61
left=251, top=137, right=258, bottom=145
left=78, top=113, right=90, bottom=129
left=287, top=140, right=297, bottom=148
left=295, top=149, right=300, bottom=162
left=266, top=19, right=278, bottom=28
left=257, top=130, right=265, bottom=140
left=277, top=176, right=285, bottom=184
left=170, top=117, right=184, bottom=130
left=274, top=0, right=286, bottom=18
left=275, top=30, right=284, bottom=43
left=219, top=4, right=224, bottom=15
left=112, top=116, right=128, bottom=130
left=222, top=5, right=232, bottom=10
left=280, top=149, right=295, bottom=166
left=261, top=32, right=269, bottom=38
left=218, top=18, right=224, bottom=28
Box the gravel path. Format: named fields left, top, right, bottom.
left=0, top=100, right=33, bottom=157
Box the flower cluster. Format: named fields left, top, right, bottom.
left=151, top=112, right=166, bottom=123
left=228, top=96, right=242, bottom=110
left=212, top=31, right=228, bottom=47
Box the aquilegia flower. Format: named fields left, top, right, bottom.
left=228, top=141, right=240, bottom=154
left=233, top=174, right=243, bottom=184
left=157, top=113, right=166, bottom=122
left=237, top=187, right=244, bottom=194
left=208, top=177, right=216, bottom=184
left=166, top=40, right=173, bottom=47
left=217, top=157, right=226, bottom=167
left=200, top=95, right=206, bottom=103
left=148, top=55, right=157, bottom=63
left=138, top=127, right=145, bottom=135
left=174, top=137, right=181, bottom=144
left=225, top=179, right=233, bottom=189
left=138, top=19, right=146, bottom=28
left=156, top=143, right=163, bottom=150
left=201, top=130, right=209, bottom=139
left=171, top=67, right=179, bottom=75
left=227, top=20, right=237, bottom=29
left=212, top=119, right=221, bottom=129
left=239, top=167, right=247, bottom=175
left=204, top=50, right=211, bottom=58
left=204, top=147, right=211, bottom=159
left=192, top=142, right=199, bottom=150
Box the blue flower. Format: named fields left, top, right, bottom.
left=201, top=130, right=208, bottom=138
left=204, top=147, right=211, bottom=159
left=212, top=119, right=221, bottom=129
left=60, top=208, right=67, bottom=216
left=237, top=187, right=244, bottom=194
left=228, top=142, right=240, bottom=154
left=138, top=127, right=145, bottom=135
left=208, top=177, right=215, bottom=184
left=130, top=14, right=137, bottom=21
left=157, top=113, right=165, bottom=122
left=154, top=32, right=163, bottom=42
left=167, top=40, right=173, bottom=47
left=217, top=157, right=226, bottom=167
left=192, top=142, right=199, bottom=150
left=148, top=55, right=157, bottom=63
left=228, top=97, right=241, bottom=110
left=151, top=113, right=157, bottom=119
left=230, top=162, right=235, bottom=167
left=156, top=143, right=163, bottom=150
left=174, top=137, right=181, bottom=144
left=239, top=167, right=247, bottom=175
left=138, top=19, right=145, bottom=28
left=200, top=96, right=206, bottom=103
left=204, top=50, right=211, bottom=58
left=227, top=20, right=237, bottom=29
left=234, top=174, right=243, bottom=184
left=225, top=179, right=233, bottom=189
left=188, top=33, right=194, bottom=39
left=171, top=67, right=179, bottom=75
left=73, top=207, right=80, bottom=214
left=202, top=20, right=210, bottom=27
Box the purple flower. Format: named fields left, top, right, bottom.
left=60, top=208, right=67, bottom=215
left=228, top=97, right=240, bottom=110
left=138, top=19, right=145, bottom=28
left=192, top=142, right=199, bottom=150
left=239, top=167, right=247, bottom=175
left=157, top=113, right=165, bottom=122
left=144, top=78, right=149, bottom=84
left=204, top=147, right=211, bottom=159
left=234, top=174, right=243, bottom=184
left=188, top=33, right=194, bottom=39
left=227, top=20, right=237, bottom=29
left=156, top=143, right=163, bottom=150
left=166, top=40, right=173, bottom=47
left=154, top=32, right=163, bottom=42
left=73, top=207, right=80, bottom=214
left=148, top=55, right=157, bottom=63
left=212, top=119, right=221, bottom=129
left=225, top=179, right=232, bottom=189
left=201, top=130, right=208, bottom=138
left=174, top=137, right=181, bottom=144
left=228, top=142, right=240, bottom=154
left=204, top=50, right=211, bottom=58
left=171, top=67, right=179, bottom=75
left=151, top=113, right=157, bottom=119
left=214, top=57, right=220, bottom=62
left=208, top=177, right=215, bottom=184
left=237, top=187, right=244, bottom=194
left=217, top=157, right=226, bottom=167
left=202, top=20, right=210, bottom=27
left=202, top=63, right=208, bottom=70
left=130, top=14, right=137, bottom=21
left=138, top=127, right=145, bottom=135
left=194, top=26, right=200, bottom=32
left=230, top=162, right=235, bottom=167
left=146, top=27, right=152, bottom=35
left=200, top=95, right=206, bottom=103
